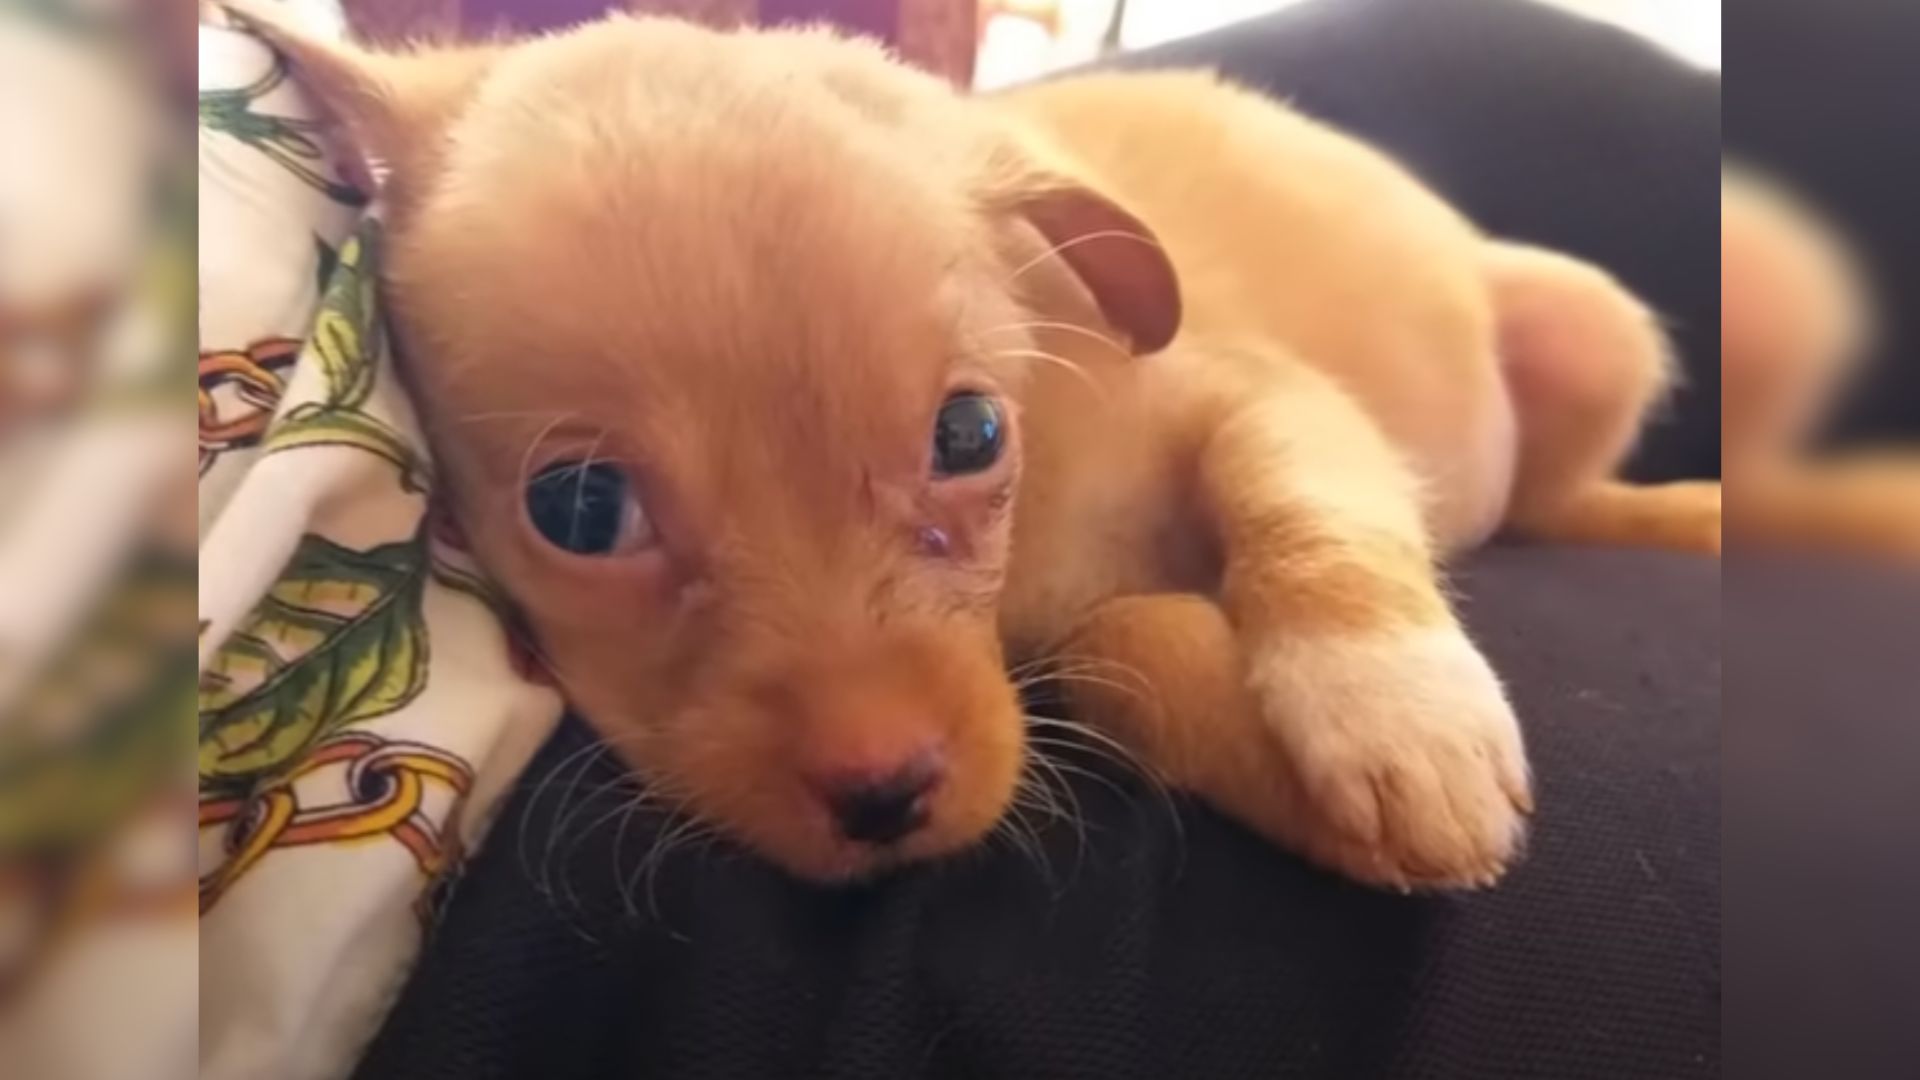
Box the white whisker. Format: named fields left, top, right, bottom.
left=567, top=429, right=609, bottom=551
left=514, top=412, right=573, bottom=497
left=982, top=319, right=1132, bottom=362
left=989, top=347, right=1107, bottom=400
left=1007, top=228, right=1166, bottom=284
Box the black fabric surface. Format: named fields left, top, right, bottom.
left=1099, top=0, right=1724, bottom=483
left=357, top=546, right=1721, bottom=1080
left=1724, top=0, right=1920, bottom=443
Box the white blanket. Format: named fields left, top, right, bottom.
left=197, top=7, right=560, bottom=1078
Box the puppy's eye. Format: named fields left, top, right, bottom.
left=932, top=393, right=1005, bottom=477
left=525, top=460, right=652, bottom=555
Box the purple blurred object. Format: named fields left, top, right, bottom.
left=461, top=0, right=900, bottom=42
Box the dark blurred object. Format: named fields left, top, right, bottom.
left=1721, top=12, right=1920, bottom=1070
left=1726, top=0, right=1920, bottom=445
left=1100, top=0, right=1722, bottom=483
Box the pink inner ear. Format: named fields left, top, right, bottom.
left=1020, top=188, right=1183, bottom=355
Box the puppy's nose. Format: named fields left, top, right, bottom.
left=817, top=753, right=945, bottom=846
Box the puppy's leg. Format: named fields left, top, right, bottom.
left=1055, top=594, right=1313, bottom=833
left=1056, top=593, right=1410, bottom=884
left=1487, top=242, right=1722, bottom=553
left=1063, top=372, right=1532, bottom=889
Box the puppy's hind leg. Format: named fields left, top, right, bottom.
left=1488, top=242, right=1722, bottom=553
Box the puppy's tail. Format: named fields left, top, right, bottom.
left=1483, top=241, right=1677, bottom=522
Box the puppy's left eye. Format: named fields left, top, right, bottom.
left=932, top=393, right=1005, bottom=477
left=525, top=460, right=653, bottom=555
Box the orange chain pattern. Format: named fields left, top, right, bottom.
left=198, top=732, right=476, bottom=914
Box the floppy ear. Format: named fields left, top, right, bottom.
left=976, top=143, right=1182, bottom=355
left=221, top=0, right=500, bottom=205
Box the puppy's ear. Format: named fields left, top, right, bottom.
left=976, top=143, right=1181, bottom=355
left=222, top=0, right=500, bottom=203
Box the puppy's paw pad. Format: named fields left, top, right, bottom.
left=1251, top=628, right=1533, bottom=890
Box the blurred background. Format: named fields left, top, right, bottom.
left=347, top=0, right=1722, bottom=86
left=1, top=2, right=194, bottom=1077
left=975, top=0, right=1718, bottom=88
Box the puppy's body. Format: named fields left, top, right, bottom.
left=991, top=74, right=1714, bottom=884
left=241, top=10, right=1717, bottom=889
left=997, top=73, right=1515, bottom=650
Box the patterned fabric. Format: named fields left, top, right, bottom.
left=197, top=6, right=559, bottom=1078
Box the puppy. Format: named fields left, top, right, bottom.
left=238, top=9, right=1719, bottom=889
left=1722, top=167, right=1920, bottom=561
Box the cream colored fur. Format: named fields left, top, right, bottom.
left=234, top=6, right=1718, bottom=889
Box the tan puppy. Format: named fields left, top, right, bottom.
left=236, top=9, right=1718, bottom=890
left=1722, top=168, right=1920, bottom=561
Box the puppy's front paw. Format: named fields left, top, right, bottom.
left=1249, top=628, right=1533, bottom=890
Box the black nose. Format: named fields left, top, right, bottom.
left=824, top=763, right=941, bottom=846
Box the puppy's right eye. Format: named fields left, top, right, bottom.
left=525, top=460, right=652, bottom=555
left=932, top=393, right=1006, bottom=477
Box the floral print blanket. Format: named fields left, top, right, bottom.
left=197, top=7, right=559, bottom=1078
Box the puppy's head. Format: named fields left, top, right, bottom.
left=243, top=10, right=1178, bottom=880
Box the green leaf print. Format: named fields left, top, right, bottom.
left=198, top=531, right=431, bottom=795
left=315, top=234, right=339, bottom=295
left=199, top=51, right=367, bottom=206
left=264, top=221, right=429, bottom=490
left=308, top=227, right=383, bottom=409
left=269, top=404, right=429, bottom=492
